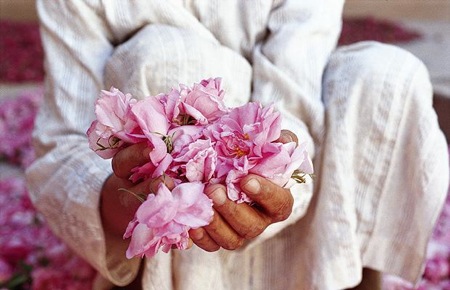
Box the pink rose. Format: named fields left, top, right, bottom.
left=252, top=141, right=313, bottom=187
left=124, top=182, right=213, bottom=258
left=172, top=139, right=218, bottom=183
left=87, top=87, right=143, bottom=158
left=206, top=102, right=281, bottom=162
left=204, top=102, right=313, bottom=202
left=424, top=256, right=450, bottom=283
left=169, top=125, right=205, bottom=155
left=157, top=78, right=228, bottom=127
left=128, top=125, right=205, bottom=182
left=157, top=89, right=181, bottom=123
left=131, top=96, right=172, bottom=171
left=205, top=102, right=283, bottom=201
left=86, top=121, right=124, bottom=158
left=95, top=88, right=139, bottom=140
left=181, top=78, right=228, bottom=125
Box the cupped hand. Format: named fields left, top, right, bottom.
left=189, top=130, right=297, bottom=252
left=102, top=130, right=298, bottom=249
left=189, top=174, right=294, bottom=251
left=100, top=142, right=173, bottom=237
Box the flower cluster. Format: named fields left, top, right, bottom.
left=0, top=88, right=96, bottom=289
left=0, top=88, right=43, bottom=168
left=87, top=78, right=313, bottom=259
left=0, top=21, right=44, bottom=83
left=0, top=176, right=96, bottom=290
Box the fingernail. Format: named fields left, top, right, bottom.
left=242, top=178, right=260, bottom=194
left=209, top=187, right=227, bottom=206
left=281, top=134, right=294, bottom=143
left=190, top=229, right=204, bottom=240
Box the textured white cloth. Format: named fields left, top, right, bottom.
left=26, top=1, right=449, bottom=289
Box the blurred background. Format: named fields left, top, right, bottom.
left=2, top=0, right=450, bottom=21
left=344, top=0, right=450, bottom=140
left=0, top=1, right=449, bottom=289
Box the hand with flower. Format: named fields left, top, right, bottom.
left=101, top=130, right=300, bottom=254
left=190, top=169, right=296, bottom=252
left=91, top=78, right=313, bottom=258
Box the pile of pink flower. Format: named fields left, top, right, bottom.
left=338, top=17, right=422, bottom=46
left=0, top=177, right=96, bottom=290
left=0, top=90, right=96, bottom=290
left=0, top=21, right=44, bottom=83
left=0, top=88, right=43, bottom=169
left=87, top=78, right=313, bottom=259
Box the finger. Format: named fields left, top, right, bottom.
left=129, top=175, right=175, bottom=196
left=201, top=206, right=245, bottom=250
left=112, top=142, right=151, bottom=179
left=240, top=175, right=294, bottom=223
left=172, top=238, right=194, bottom=250
left=276, top=129, right=298, bottom=145
left=102, top=174, right=141, bottom=215
left=206, top=185, right=270, bottom=240
left=189, top=228, right=220, bottom=252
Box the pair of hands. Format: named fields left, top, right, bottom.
left=100, top=131, right=297, bottom=252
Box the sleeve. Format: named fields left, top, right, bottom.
left=248, top=0, right=345, bottom=244
left=25, top=0, right=140, bottom=286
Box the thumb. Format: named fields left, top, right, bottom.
left=276, top=129, right=298, bottom=145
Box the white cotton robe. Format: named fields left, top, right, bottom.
left=26, top=1, right=449, bottom=289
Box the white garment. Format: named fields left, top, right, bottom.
left=26, top=1, right=449, bottom=289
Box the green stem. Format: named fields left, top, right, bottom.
left=118, top=188, right=146, bottom=203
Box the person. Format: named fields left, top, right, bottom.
left=26, top=1, right=449, bottom=289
